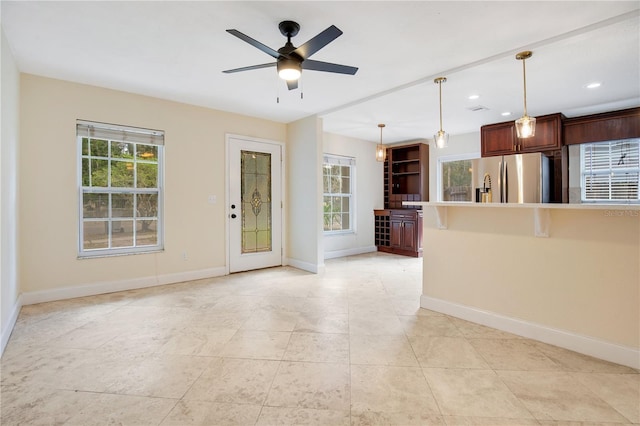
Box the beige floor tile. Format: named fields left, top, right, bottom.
left=349, top=314, right=405, bottom=335
left=97, top=325, right=175, bottom=354
left=183, top=357, right=280, bottom=404
left=294, top=312, right=349, bottom=334
left=351, top=410, right=445, bottom=425
left=266, top=361, right=350, bottom=410
left=530, top=341, right=639, bottom=373
left=259, top=296, right=309, bottom=312
left=448, top=317, right=522, bottom=339
left=572, top=371, right=640, bottom=423
left=468, top=338, right=561, bottom=371
left=351, top=364, right=440, bottom=414
left=443, top=416, right=540, bottom=425
left=283, top=332, right=349, bottom=364
left=4, top=252, right=638, bottom=425
left=219, top=330, right=291, bottom=359
left=103, top=353, right=212, bottom=398
left=161, top=399, right=262, bottom=425
left=0, top=385, right=86, bottom=425
left=497, top=370, right=630, bottom=422
left=409, top=336, right=489, bottom=369
left=256, top=407, right=350, bottom=425
left=241, top=309, right=300, bottom=331
left=62, top=392, right=178, bottom=425
left=302, top=296, right=349, bottom=315
left=390, top=297, right=432, bottom=316
left=348, top=297, right=396, bottom=316
left=350, top=334, right=419, bottom=366
left=399, top=315, right=463, bottom=337
left=209, top=295, right=264, bottom=312
left=423, top=368, right=533, bottom=419
left=158, top=327, right=236, bottom=356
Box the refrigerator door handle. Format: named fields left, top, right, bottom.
left=504, top=162, right=508, bottom=203
left=499, top=158, right=504, bottom=203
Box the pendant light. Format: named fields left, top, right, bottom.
left=376, top=124, right=386, bottom=162
left=434, top=77, right=448, bottom=149
left=515, top=51, right=536, bottom=138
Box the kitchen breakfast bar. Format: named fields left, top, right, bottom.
left=405, top=202, right=640, bottom=369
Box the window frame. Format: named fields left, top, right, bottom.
left=77, top=120, right=165, bottom=258
left=436, top=152, right=479, bottom=202
left=580, top=139, right=639, bottom=204
left=322, top=154, right=355, bottom=234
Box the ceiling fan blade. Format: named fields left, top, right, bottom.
left=302, top=59, right=358, bottom=75
left=226, top=29, right=281, bottom=59
left=222, top=62, right=276, bottom=74
left=293, top=25, right=343, bottom=59
left=287, top=80, right=298, bottom=91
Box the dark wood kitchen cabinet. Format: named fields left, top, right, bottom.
left=375, top=209, right=423, bottom=257
left=481, top=113, right=565, bottom=157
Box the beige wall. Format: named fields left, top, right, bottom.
left=422, top=205, right=640, bottom=361
left=19, top=74, right=286, bottom=295
left=1, top=27, right=21, bottom=352
left=286, top=115, right=324, bottom=272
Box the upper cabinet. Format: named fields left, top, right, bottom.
left=385, top=143, right=429, bottom=209
left=563, top=107, right=640, bottom=145
left=481, top=113, right=565, bottom=157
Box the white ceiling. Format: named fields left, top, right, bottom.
left=2, top=1, right=639, bottom=144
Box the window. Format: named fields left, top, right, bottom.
left=437, top=154, right=477, bottom=202
left=581, top=139, right=639, bottom=203
left=78, top=120, right=164, bottom=257
left=323, top=154, right=354, bottom=233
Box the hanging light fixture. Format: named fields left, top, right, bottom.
left=376, top=124, right=386, bottom=162
left=515, top=51, right=536, bottom=138
left=433, top=77, right=448, bottom=149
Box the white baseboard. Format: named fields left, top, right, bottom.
left=21, top=267, right=227, bottom=306
left=1, top=295, right=22, bottom=356
left=285, top=257, right=323, bottom=274
left=421, top=295, right=640, bottom=370
left=323, top=245, right=377, bottom=260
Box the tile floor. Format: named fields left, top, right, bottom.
left=1, top=252, right=638, bottom=425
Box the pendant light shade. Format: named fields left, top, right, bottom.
left=434, top=77, right=448, bottom=149
left=376, top=124, right=386, bottom=162
left=515, top=51, right=536, bottom=138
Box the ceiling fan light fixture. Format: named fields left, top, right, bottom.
left=515, top=50, right=536, bottom=139
left=376, top=124, right=386, bottom=162
left=277, top=58, right=301, bottom=81
left=433, top=77, right=448, bottom=149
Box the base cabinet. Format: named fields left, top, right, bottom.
left=374, top=209, right=423, bottom=257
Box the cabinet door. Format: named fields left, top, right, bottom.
left=390, top=220, right=403, bottom=248
left=520, top=114, right=562, bottom=152
left=400, top=220, right=417, bottom=252
left=481, top=122, right=516, bottom=157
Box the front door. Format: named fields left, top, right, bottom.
left=227, top=135, right=282, bottom=273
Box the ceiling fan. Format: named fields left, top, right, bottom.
left=222, top=21, right=358, bottom=90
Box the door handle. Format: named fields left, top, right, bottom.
left=231, top=213, right=237, bottom=219
left=231, top=204, right=236, bottom=209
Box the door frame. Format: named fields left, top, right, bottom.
left=225, top=133, right=286, bottom=274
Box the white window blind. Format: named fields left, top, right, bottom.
left=77, top=120, right=164, bottom=145
left=581, top=139, right=639, bottom=203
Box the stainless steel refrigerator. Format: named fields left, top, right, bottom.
left=471, top=152, right=550, bottom=203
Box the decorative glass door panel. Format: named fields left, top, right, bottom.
left=241, top=150, right=272, bottom=253
left=228, top=136, right=282, bottom=273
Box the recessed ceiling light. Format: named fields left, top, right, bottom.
left=468, top=94, right=480, bottom=100
left=585, top=82, right=602, bottom=89
left=501, top=112, right=512, bottom=116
